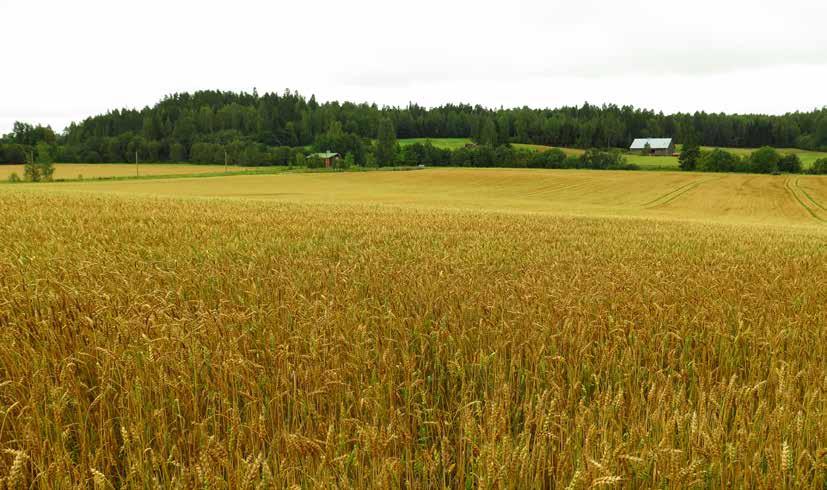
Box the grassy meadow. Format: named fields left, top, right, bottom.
left=397, top=137, right=474, bottom=150
left=1, top=169, right=827, bottom=487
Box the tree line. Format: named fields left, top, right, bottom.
left=1, top=89, right=826, bottom=166
left=678, top=145, right=827, bottom=174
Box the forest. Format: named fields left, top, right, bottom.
left=1, top=89, right=826, bottom=165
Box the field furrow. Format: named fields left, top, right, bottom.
left=785, top=176, right=827, bottom=223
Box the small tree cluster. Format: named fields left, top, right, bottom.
left=680, top=146, right=810, bottom=174
left=23, top=143, right=55, bottom=182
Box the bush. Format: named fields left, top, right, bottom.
left=306, top=156, right=324, bottom=169
left=699, top=149, right=740, bottom=172
left=401, top=142, right=452, bottom=166
left=579, top=149, right=627, bottom=169
left=778, top=153, right=802, bottom=173
left=338, top=153, right=355, bottom=169
left=748, top=146, right=781, bottom=174
left=678, top=144, right=701, bottom=171
left=528, top=148, right=567, bottom=168
left=809, top=158, right=827, bottom=174
left=8, top=172, right=21, bottom=183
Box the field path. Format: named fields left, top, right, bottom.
left=785, top=177, right=827, bottom=223
left=642, top=176, right=720, bottom=208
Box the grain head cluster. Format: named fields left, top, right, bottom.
left=0, top=188, right=825, bottom=488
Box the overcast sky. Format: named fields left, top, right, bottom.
left=1, top=0, right=826, bottom=134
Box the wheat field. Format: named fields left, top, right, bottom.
left=0, top=164, right=254, bottom=181
left=1, top=169, right=826, bottom=488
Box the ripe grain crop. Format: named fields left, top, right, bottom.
left=0, top=163, right=256, bottom=181
left=0, top=179, right=826, bottom=487
left=36, top=168, right=827, bottom=227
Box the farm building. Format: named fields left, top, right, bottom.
left=308, top=151, right=341, bottom=168
left=630, top=138, right=675, bottom=156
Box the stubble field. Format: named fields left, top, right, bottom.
left=1, top=169, right=826, bottom=487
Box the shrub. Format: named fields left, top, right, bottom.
left=306, top=156, right=324, bottom=169
left=809, top=158, right=827, bottom=174
left=778, top=154, right=802, bottom=173
left=8, top=172, right=21, bottom=183
left=748, top=146, right=781, bottom=174
left=678, top=144, right=701, bottom=171
left=579, top=149, right=627, bottom=169
left=699, top=149, right=740, bottom=172
left=528, top=148, right=567, bottom=168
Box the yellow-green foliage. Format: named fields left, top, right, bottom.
left=0, top=174, right=826, bottom=487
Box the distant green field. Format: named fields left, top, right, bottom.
left=397, top=138, right=473, bottom=150
left=511, top=143, right=584, bottom=157
left=625, top=154, right=680, bottom=169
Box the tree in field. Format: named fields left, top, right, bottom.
left=641, top=142, right=652, bottom=156
left=24, top=142, right=55, bottom=182
left=749, top=146, right=781, bottom=174
left=699, top=148, right=740, bottom=172
left=36, top=143, right=55, bottom=180
left=678, top=144, right=701, bottom=171
left=778, top=153, right=802, bottom=173
left=375, top=118, right=398, bottom=166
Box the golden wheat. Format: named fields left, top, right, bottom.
left=0, top=180, right=825, bottom=487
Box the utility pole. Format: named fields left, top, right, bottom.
left=135, top=151, right=139, bottom=177
left=224, top=150, right=228, bottom=173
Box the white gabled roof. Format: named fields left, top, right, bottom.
left=630, top=138, right=673, bottom=150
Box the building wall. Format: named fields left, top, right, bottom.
left=632, top=143, right=675, bottom=156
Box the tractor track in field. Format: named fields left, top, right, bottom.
left=785, top=177, right=826, bottom=223
left=523, top=179, right=595, bottom=198
left=795, top=179, right=826, bottom=211
left=643, top=176, right=720, bottom=209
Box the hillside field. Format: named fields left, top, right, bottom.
left=1, top=169, right=826, bottom=487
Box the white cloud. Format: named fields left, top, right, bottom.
left=1, top=0, right=825, bottom=134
